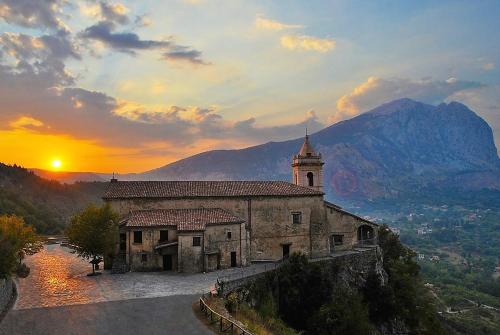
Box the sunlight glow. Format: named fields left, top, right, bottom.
left=51, top=159, right=62, bottom=170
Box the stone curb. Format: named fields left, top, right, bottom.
left=0, top=279, right=17, bottom=324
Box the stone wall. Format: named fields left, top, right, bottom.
left=108, top=195, right=325, bottom=263
left=219, top=248, right=386, bottom=296
left=0, top=278, right=14, bottom=315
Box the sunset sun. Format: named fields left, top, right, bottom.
left=51, top=159, right=62, bottom=170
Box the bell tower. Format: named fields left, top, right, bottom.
left=292, top=132, right=324, bottom=192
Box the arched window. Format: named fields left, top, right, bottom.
left=307, top=172, right=314, bottom=186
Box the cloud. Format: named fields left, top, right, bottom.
left=255, top=16, right=303, bottom=31
left=0, top=0, right=68, bottom=30
left=80, top=1, right=130, bottom=25
left=162, top=48, right=209, bottom=65
left=134, top=14, right=152, bottom=27
left=0, top=30, right=79, bottom=85
left=280, top=34, right=335, bottom=53
left=233, top=110, right=323, bottom=140
left=9, top=116, right=45, bottom=130
left=99, top=1, right=129, bottom=25
left=332, top=76, right=484, bottom=121
left=0, top=38, right=323, bottom=151
left=79, top=21, right=209, bottom=64
left=80, top=21, right=170, bottom=53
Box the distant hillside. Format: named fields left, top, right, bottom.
left=0, top=163, right=105, bottom=234
left=136, top=99, right=500, bottom=207
left=30, top=168, right=108, bottom=184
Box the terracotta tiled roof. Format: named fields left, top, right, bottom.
left=124, top=208, right=245, bottom=231
left=298, top=135, right=317, bottom=156
left=103, top=180, right=323, bottom=199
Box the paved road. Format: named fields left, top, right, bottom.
left=0, top=295, right=211, bottom=335
left=0, top=244, right=272, bottom=335
left=11, top=244, right=271, bottom=310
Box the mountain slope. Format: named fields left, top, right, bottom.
left=0, top=164, right=105, bottom=233
left=30, top=169, right=108, bottom=184
left=138, top=99, right=500, bottom=203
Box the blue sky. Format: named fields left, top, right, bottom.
left=0, top=0, right=499, bottom=172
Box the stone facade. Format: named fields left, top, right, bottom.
left=104, top=136, right=379, bottom=273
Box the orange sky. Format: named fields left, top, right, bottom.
left=0, top=128, right=167, bottom=173
left=0, top=128, right=253, bottom=173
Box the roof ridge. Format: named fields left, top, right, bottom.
left=103, top=179, right=324, bottom=199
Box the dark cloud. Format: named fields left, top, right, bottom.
left=163, top=48, right=210, bottom=65
left=79, top=20, right=209, bottom=64
left=0, top=0, right=67, bottom=30
left=0, top=30, right=79, bottom=85
left=80, top=21, right=170, bottom=54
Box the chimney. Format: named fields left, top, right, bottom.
left=110, top=172, right=118, bottom=183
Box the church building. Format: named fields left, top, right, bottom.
left=103, top=135, right=378, bottom=273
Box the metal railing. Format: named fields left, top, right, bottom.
left=199, top=295, right=253, bottom=335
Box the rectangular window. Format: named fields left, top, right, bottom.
left=292, top=212, right=302, bottom=224
left=227, top=231, right=232, bottom=240
left=141, top=254, right=147, bottom=262
left=192, top=236, right=201, bottom=246
left=159, top=230, right=168, bottom=242
left=333, top=234, right=343, bottom=245
left=133, top=231, right=142, bottom=244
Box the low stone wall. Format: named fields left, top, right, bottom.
left=0, top=278, right=14, bottom=314
left=219, top=271, right=269, bottom=296
left=218, top=247, right=384, bottom=296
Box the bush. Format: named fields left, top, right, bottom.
left=15, top=263, right=30, bottom=278
left=0, top=214, right=41, bottom=278
left=225, top=292, right=239, bottom=313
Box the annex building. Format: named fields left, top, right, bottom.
left=103, top=135, right=378, bottom=273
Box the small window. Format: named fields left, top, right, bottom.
left=193, top=236, right=201, bottom=246
left=159, top=230, right=168, bottom=242
left=141, top=254, right=147, bottom=262
left=333, top=235, right=343, bottom=246
left=307, top=172, right=314, bottom=187
left=133, top=231, right=142, bottom=244
left=292, top=212, right=302, bottom=224
left=227, top=231, right=232, bottom=240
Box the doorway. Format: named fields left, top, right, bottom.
left=163, top=255, right=173, bottom=271
left=282, top=244, right=290, bottom=259
left=119, top=233, right=126, bottom=252
left=230, top=252, right=237, bottom=267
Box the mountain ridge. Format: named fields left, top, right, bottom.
left=138, top=99, right=500, bottom=199
left=30, top=98, right=500, bottom=207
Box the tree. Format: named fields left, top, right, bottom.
left=0, top=215, right=42, bottom=278
left=66, top=204, right=118, bottom=275
left=307, top=288, right=374, bottom=335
